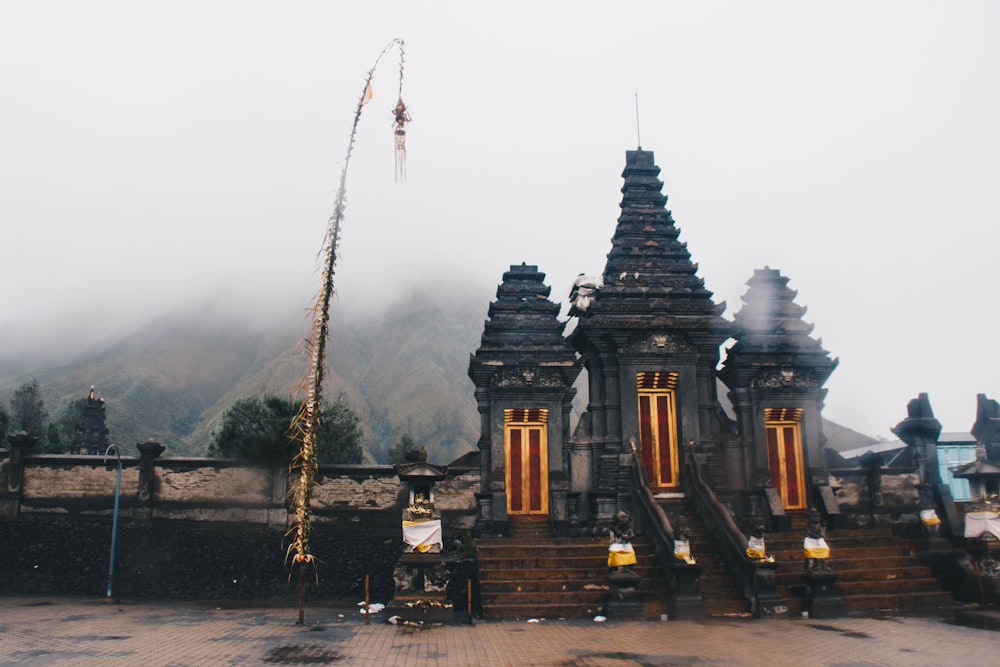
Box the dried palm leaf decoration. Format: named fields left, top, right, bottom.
left=287, top=38, right=407, bottom=624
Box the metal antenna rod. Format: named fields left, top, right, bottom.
left=635, top=90, right=642, bottom=150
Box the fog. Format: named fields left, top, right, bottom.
left=1, top=1, right=998, bottom=438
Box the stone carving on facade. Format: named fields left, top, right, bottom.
left=618, top=331, right=696, bottom=355
left=751, top=469, right=772, bottom=489
left=752, top=368, right=818, bottom=388
left=491, top=366, right=565, bottom=389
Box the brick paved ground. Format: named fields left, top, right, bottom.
left=1, top=597, right=997, bottom=666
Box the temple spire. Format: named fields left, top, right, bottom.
left=581, top=149, right=727, bottom=329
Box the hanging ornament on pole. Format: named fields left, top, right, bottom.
left=394, top=97, right=411, bottom=183
left=393, top=45, right=410, bottom=183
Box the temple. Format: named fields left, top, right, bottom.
left=468, top=149, right=962, bottom=619
left=69, top=386, right=110, bottom=456
left=470, top=149, right=840, bottom=536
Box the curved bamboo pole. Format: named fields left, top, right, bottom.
left=287, top=38, right=407, bottom=625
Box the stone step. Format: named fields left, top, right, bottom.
left=480, top=590, right=668, bottom=620
left=778, top=576, right=945, bottom=597
left=482, top=578, right=669, bottom=594
left=705, top=603, right=752, bottom=617
left=656, top=502, right=751, bottom=616
left=479, top=537, right=655, bottom=549
left=836, top=578, right=947, bottom=596
left=763, top=523, right=954, bottom=616
left=480, top=566, right=664, bottom=582
left=768, top=545, right=911, bottom=561
left=479, top=601, right=608, bottom=620
left=774, top=566, right=935, bottom=586
left=841, top=591, right=954, bottom=612
left=483, top=581, right=605, bottom=595
left=477, top=543, right=607, bottom=557
left=779, top=590, right=954, bottom=615
left=477, top=555, right=662, bottom=571
left=765, top=535, right=904, bottom=550
left=478, top=531, right=671, bottom=620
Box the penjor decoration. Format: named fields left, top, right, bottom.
left=286, top=38, right=409, bottom=625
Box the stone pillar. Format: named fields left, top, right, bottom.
left=588, top=361, right=607, bottom=437
left=891, top=393, right=942, bottom=485
left=603, top=365, right=621, bottom=447
left=2, top=432, right=37, bottom=517
left=801, top=570, right=845, bottom=618
left=136, top=439, right=165, bottom=518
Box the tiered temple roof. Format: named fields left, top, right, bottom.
left=580, top=150, right=728, bottom=334
left=719, top=267, right=838, bottom=389
left=468, top=263, right=580, bottom=389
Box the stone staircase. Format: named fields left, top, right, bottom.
left=655, top=503, right=954, bottom=618
left=477, top=518, right=669, bottom=620
left=658, top=499, right=750, bottom=617
left=766, top=519, right=954, bottom=615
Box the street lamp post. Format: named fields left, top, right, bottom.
left=104, top=444, right=122, bottom=600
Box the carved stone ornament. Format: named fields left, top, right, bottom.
left=492, top=366, right=565, bottom=389
left=752, top=368, right=817, bottom=388
left=618, top=332, right=696, bottom=355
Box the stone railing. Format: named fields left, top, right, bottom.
left=682, top=440, right=787, bottom=617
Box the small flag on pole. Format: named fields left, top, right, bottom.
left=362, top=81, right=373, bottom=105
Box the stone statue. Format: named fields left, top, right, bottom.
left=745, top=514, right=773, bottom=562
left=392, top=562, right=417, bottom=592
left=673, top=517, right=696, bottom=564
left=608, top=511, right=637, bottom=572
left=918, top=485, right=942, bottom=538
left=804, top=507, right=831, bottom=571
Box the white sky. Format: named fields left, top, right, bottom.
left=1, top=0, right=998, bottom=439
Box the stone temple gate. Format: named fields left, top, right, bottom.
left=466, top=149, right=965, bottom=620
left=468, top=149, right=840, bottom=537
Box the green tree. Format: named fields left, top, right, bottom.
left=9, top=380, right=48, bottom=448
left=43, top=423, right=64, bottom=454
left=386, top=433, right=416, bottom=464
left=0, top=404, right=10, bottom=440
left=208, top=395, right=362, bottom=465
left=314, top=400, right=364, bottom=465
left=55, top=396, right=89, bottom=449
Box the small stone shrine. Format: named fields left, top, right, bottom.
left=69, top=386, right=110, bottom=455
left=386, top=450, right=454, bottom=623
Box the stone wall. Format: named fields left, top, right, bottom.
left=0, top=451, right=479, bottom=602
left=21, top=459, right=141, bottom=508
left=830, top=468, right=922, bottom=532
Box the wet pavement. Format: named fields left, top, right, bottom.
left=0, top=597, right=997, bottom=666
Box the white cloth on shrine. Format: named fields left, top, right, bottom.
left=402, top=519, right=442, bottom=552
left=608, top=541, right=636, bottom=567
left=674, top=539, right=691, bottom=557
left=965, top=511, right=1000, bottom=540
left=746, top=535, right=766, bottom=559
left=920, top=509, right=941, bottom=526
left=803, top=536, right=830, bottom=559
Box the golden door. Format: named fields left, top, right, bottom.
left=766, top=419, right=807, bottom=511
left=505, top=410, right=548, bottom=516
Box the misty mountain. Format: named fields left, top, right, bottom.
left=1, top=286, right=877, bottom=462
left=0, top=288, right=486, bottom=463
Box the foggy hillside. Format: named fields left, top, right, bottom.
left=0, top=287, right=487, bottom=463
left=1, top=284, right=877, bottom=461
